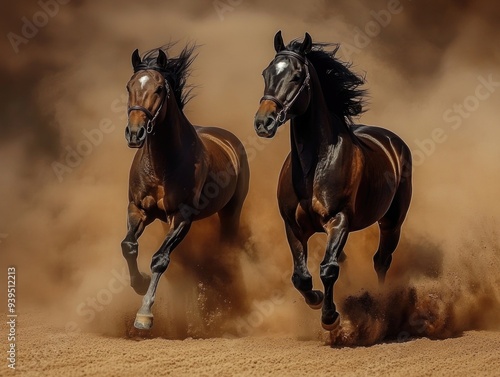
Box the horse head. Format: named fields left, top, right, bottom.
left=125, top=49, right=170, bottom=148
left=254, top=31, right=313, bottom=138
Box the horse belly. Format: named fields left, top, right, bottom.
left=198, top=173, right=238, bottom=216
left=196, top=137, right=241, bottom=218
left=350, top=188, right=393, bottom=230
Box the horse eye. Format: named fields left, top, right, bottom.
left=155, top=86, right=163, bottom=94
left=291, top=74, right=301, bottom=82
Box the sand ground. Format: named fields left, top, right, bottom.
left=4, top=311, right=499, bottom=377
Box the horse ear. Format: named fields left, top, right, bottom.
left=301, top=32, right=312, bottom=54
left=131, top=49, right=141, bottom=69
left=274, top=30, right=285, bottom=53
left=157, top=50, right=167, bottom=68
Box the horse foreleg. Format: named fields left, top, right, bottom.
left=121, top=202, right=151, bottom=295
left=320, top=212, right=349, bottom=330
left=134, top=215, right=191, bottom=330
left=285, top=224, right=324, bottom=309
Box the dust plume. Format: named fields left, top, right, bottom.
left=1, top=1, right=499, bottom=345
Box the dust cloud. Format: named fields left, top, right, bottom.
left=1, top=1, right=499, bottom=345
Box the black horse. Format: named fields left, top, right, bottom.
left=254, top=32, right=412, bottom=330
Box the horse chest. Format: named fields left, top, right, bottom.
left=313, top=145, right=363, bottom=212
left=311, top=195, right=329, bottom=218
left=293, top=199, right=325, bottom=233
left=138, top=185, right=176, bottom=214
left=310, top=171, right=349, bottom=215
left=294, top=176, right=353, bottom=231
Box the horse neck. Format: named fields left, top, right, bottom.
left=290, top=67, right=355, bottom=181
left=143, top=95, right=200, bottom=176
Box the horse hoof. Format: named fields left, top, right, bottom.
left=132, top=273, right=151, bottom=296
left=306, top=290, right=324, bottom=310
left=134, top=313, right=154, bottom=330
left=322, top=315, right=340, bottom=331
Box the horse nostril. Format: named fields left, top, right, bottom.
left=137, top=127, right=146, bottom=141
left=255, top=120, right=265, bottom=132
left=264, top=117, right=274, bottom=130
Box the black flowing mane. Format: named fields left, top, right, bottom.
left=135, top=43, right=197, bottom=110
left=288, top=40, right=367, bottom=125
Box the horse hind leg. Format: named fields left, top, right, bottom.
left=373, top=174, right=412, bottom=284
left=213, top=190, right=250, bottom=317
left=218, top=200, right=243, bottom=243
left=218, top=163, right=249, bottom=243
left=373, top=225, right=401, bottom=284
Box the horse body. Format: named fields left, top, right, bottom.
left=128, top=121, right=247, bottom=224
left=255, top=32, right=412, bottom=330
left=122, top=46, right=249, bottom=330
left=279, top=124, right=411, bottom=232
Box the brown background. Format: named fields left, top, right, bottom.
left=1, top=1, right=499, bottom=376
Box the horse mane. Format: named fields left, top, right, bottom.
left=288, top=40, right=367, bottom=125
left=138, top=42, right=197, bottom=110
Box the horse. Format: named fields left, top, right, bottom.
left=254, top=31, right=412, bottom=331
left=121, top=44, right=250, bottom=330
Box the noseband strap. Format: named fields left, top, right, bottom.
left=260, top=95, right=286, bottom=114
left=128, top=105, right=155, bottom=121
left=127, top=79, right=170, bottom=134
left=259, top=51, right=311, bottom=124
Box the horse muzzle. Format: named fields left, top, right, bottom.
left=254, top=114, right=280, bottom=138
left=125, top=124, right=147, bottom=148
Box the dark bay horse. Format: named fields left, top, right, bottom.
left=122, top=45, right=249, bottom=330
left=254, top=32, right=412, bottom=330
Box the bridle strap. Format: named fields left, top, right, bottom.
left=128, top=105, right=155, bottom=120
left=259, top=52, right=310, bottom=124
left=275, top=50, right=307, bottom=64
left=127, top=103, right=163, bottom=134
left=127, top=79, right=170, bottom=134
left=260, top=95, right=285, bottom=112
